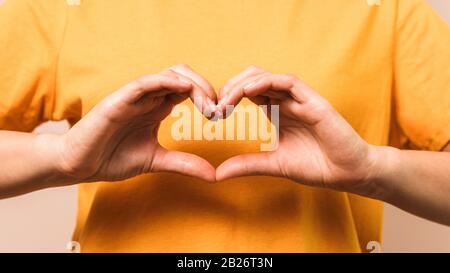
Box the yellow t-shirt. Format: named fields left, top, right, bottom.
left=1, top=0, right=449, bottom=252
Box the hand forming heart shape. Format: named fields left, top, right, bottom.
left=56, top=64, right=379, bottom=194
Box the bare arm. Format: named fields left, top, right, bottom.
left=0, top=132, right=69, bottom=199
left=0, top=65, right=217, bottom=199
left=216, top=66, right=450, bottom=226
left=370, top=143, right=450, bottom=225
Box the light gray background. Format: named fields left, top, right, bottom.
left=0, top=0, right=449, bottom=252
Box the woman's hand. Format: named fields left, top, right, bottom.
left=214, top=65, right=450, bottom=225
left=56, top=64, right=217, bottom=183
left=216, top=66, right=380, bottom=196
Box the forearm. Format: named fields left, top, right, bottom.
left=366, top=145, right=450, bottom=226
left=0, top=131, right=73, bottom=199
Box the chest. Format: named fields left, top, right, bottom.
left=58, top=0, right=395, bottom=139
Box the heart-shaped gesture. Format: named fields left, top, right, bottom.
left=55, top=64, right=379, bottom=194
left=215, top=66, right=378, bottom=193
left=55, top=64, right=217, bottom=182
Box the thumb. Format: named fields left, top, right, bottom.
left=216, top=152, right=280, bottom=181
left=152, top=147, right=216, bottom=182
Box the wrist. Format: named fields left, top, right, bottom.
left=32, top=133, right=79, bottom=188
left=355, top=145, right=401, bottom=201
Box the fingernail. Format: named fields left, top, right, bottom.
left=218, top=93, right=229, bottom=107
left=206, top=97, right=218, bottom=111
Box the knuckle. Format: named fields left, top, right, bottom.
left=163, top=72, right=185, bottom=86
left=133, top=74, right=167, bottom=93
left=100, top=95, right=119, bottom=112
left=260, top=74, right=272, bottom=83
left=162, top=69, right=177, bottom=77
left=310, top=98, right=333, bottom=115
left=132, top=77, right=150, bottom=94
left=134, top=75, right=151, bottom=89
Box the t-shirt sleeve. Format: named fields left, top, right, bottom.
left=0, top=0, right=67, bottom=131
left=392, top=0, right=450, bottom=151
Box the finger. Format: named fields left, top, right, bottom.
left=215, top=152, right=280, bottom=181
left=219, top=94, right=271, bottom=121
left=248, top=95, right=282, bottom=122
left=134, top=89, right=173, bottom=102
left=120, top=74, right=192, bottom=104
left=261, top=90, right=291, bottom=101
left=247, top=95, right=269, bottom=107
left=169, top=64, right=216, bottom=100
left=222, top=73, right=311, bottom=109
left=243, top=74, right=337, bottom=124
left=169, top=64, right=218, bottom=114
left=138, top=96, right=181, bottom=121
left=218, top=65, right=266, bottom=101
left=167, top=93, right=190, bottom=105
left=220, top=72, right=302, bottom=122
left=152, top=147, right=216, bottom=182
left=218, top=72, right=270, bottom=112
left=241, top=74, right=317, bottom=103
